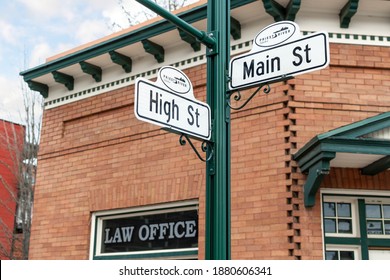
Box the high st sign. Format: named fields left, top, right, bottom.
left=135, top=66, right=211, bottom=140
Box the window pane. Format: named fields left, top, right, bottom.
left=366, top=204, right=381, bottom=218
left=324, top=218, right=336, bottom=233
left=385, top=221, right=390, bottom=235
left=324, top=202, right=336, bottom=217
left=325, top=251, right=338, bottom=260
left=340, top=251, right=355, bottom=260
left=367, top=220, right=383, bottom=235
left=383, top=205, right=390, bottom=219
left=338, top=219, right=352, bottom=234
left=337, top=203, right=351, bottom=217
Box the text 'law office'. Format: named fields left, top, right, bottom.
left=21, top=0, right=390, bottom=260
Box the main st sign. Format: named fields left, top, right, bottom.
left=229, top=21, right=330, bottom=90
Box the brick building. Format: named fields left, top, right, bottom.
left=0, top=119, right=25, bottom=259
left=21, top=0, right=390, bottom=260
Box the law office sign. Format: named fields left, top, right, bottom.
left=135, top=66, right=211, bottom=140
left=229, top=21, right=330, bottom=90
left=100, top=209, right=198, bottom=255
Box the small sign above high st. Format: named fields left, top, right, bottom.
left=135, top=66, right=211, bottom=140
left=229, top=21, right=330, bottom=91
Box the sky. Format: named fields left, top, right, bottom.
left=0, top=0, right=197, bottom=124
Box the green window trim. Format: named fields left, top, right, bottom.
left=322, top=194, right=390, bottom=260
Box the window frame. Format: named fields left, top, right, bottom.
left=322, top=197, right=359, bottom=238
left=89, top=200, right=199, bottom=260
left=325, top=244, right=361, bottom=260
left=321, top=189, right=390, bottom=260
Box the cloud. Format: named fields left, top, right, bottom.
left=0, top=75, right=24, bottom=123
left=75, top=19, right=112, bottom=44
left=0, top=20, right=20, bottom=45
left=16, top=0, right=75, bottom=21
left=29, top=42, right=53, bottom=67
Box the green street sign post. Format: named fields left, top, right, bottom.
left=135, top=0, right=231, bottom=259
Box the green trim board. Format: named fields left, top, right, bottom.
left=294, top=112, right=390, bottom=207
left=93, top=249, right=198, bottom=260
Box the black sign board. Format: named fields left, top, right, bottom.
left=101, top=210, right=198, bottom=254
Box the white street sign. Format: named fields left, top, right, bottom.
left=229, top=21, right=329, bottom=90
left=135, top=66, right=211, bottom=140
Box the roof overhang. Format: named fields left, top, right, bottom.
left=20, top=0, right=390, bottom=100
left=294, top=112, right=390, bottom=207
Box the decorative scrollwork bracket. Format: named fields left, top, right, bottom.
left=179, top=134, right=214, bottom=162
left=227, top=76, right=294, bottom=111
left=227, top=84, right=271, bottom=110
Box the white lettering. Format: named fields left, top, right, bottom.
left=185, top=220, right=197, bottom=237
left=168, top=222, right=175, bottom=239
left=174, top=221, right=185, bottom=238
left=104, top=220, right=197, bottom=244
left=121, top=227, right=134, bottom=242
left=138, top=225, right=149, bottom=241
left=149, top=224, right=159, bottom=240
left=158, top=223, right=169, bottom=240
left=104, top=228, right=113, bottom=244
left=112, top=227, right=122, bottom=243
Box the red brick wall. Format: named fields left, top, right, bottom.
left=0, top=120, right=25, bottom=259
left=30, top=43, right=390, bottom=259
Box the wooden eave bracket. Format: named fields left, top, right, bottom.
left=303, top=152, right=336, bottom=207
left=178, top=29, right=201, bottom=52
left=262, top=0, right=301, bottom=22
left=109, top=51, right=132, bottom=73
left=52, top=71, right=74, bottom=91
left=361, top=155, right=390, bottom=176
left=80, top=61, right=102, bottom=82
left=27, top=80, right=49, bottom=98
left=340, top=0, right=360, bottom=28
left=142, top=39, right=165, bottom=63
left=230, top=17, right=241, bottom=40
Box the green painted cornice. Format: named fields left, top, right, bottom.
left=19, top=0, right=257, bottom=84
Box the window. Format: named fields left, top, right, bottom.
left=89, top=200, right=199, bottom=260
left=366, top=204, right=390, bottom=236
left=325, top=250, right=355, bottom=260
left=323, top=202, right=353, bottom=234
left=322, top=192, right=390, bottom=260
